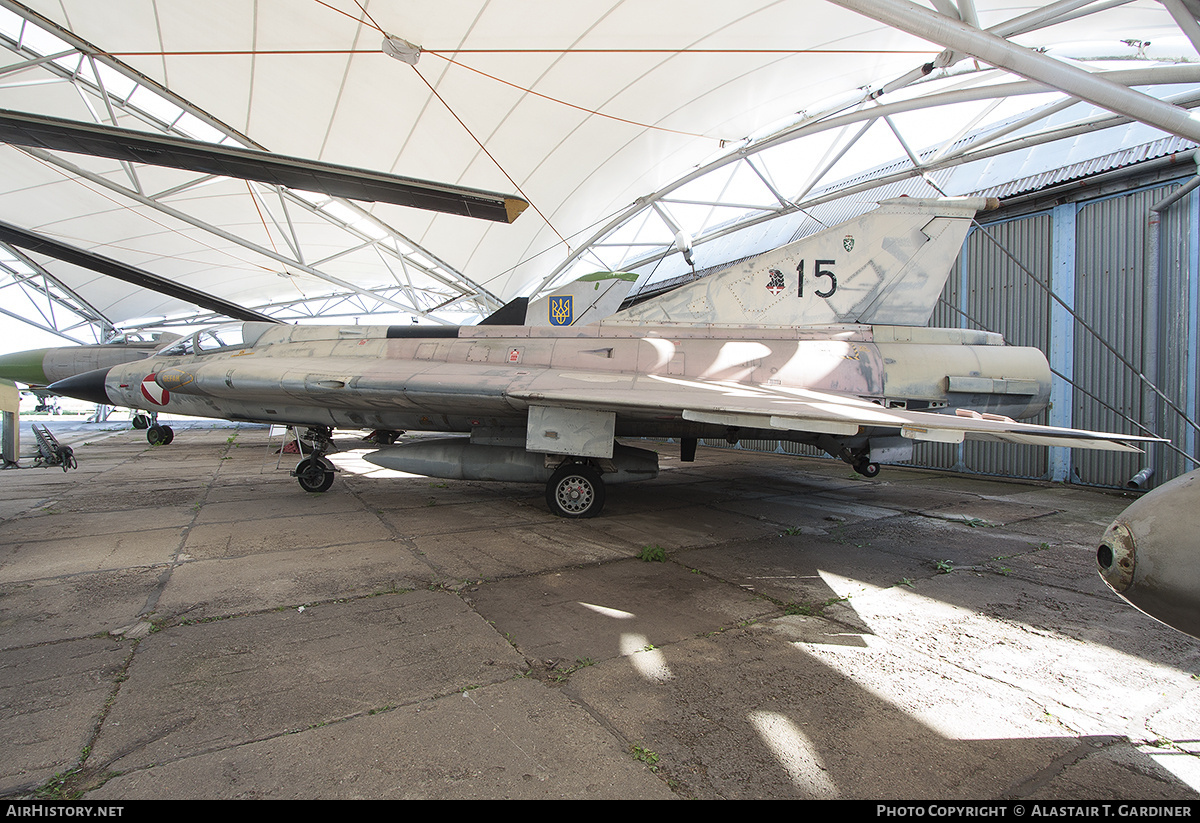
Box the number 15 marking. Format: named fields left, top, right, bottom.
left=797, top=259, right=837, bottom=298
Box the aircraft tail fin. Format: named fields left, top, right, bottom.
left=524, top=271, right=639, bottom=327
left=605, top=197, right=998, bottom=328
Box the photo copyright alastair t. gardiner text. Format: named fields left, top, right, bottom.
left=875, top=806, right=1197, bottom=818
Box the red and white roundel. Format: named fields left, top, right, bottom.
left=140, top=374, right=170, bottom=406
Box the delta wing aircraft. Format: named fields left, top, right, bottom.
left=0, top=331, right=183, bottom=391
left=0, top=331, right=184, bottom=437
left=0, top=112, right=1181, bottom=639
left=0, top=110, right=1157, bottom=517
left=45, top=195, right=1159, bottom=518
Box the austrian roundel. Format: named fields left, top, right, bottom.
left=140, top=374, right=170, bottom=406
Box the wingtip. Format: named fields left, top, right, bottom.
left=505, top=197, right=530, bottom=223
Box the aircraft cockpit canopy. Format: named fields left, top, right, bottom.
left=157, top=321, right=278, bottom=357
left=104, top=331, right=165, bottom=345
left=158, top=323, right=251, bottom=357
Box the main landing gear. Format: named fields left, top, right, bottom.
left=545, top=462, right=606, bottom=518
left=133, top=412, right=174, bottom=445
left=146, top=424, right=175, bottom=446
left=290, top=426, right=337, bottom=493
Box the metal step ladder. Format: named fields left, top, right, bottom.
left=31, top=424, right=77, bottom=471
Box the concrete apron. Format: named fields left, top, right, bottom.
left=0, top=421, right=1197, bottom=800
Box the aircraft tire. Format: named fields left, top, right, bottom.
left=295, top=456, right=335, bottom=493
left=857, top=461, right=880, bottom=478
left=160, top=425, right=175, bottom=445
left=546, top=463, right=605, bottom=518
left=147, top=424, right=170, bottom=446
left=132, top=414, right=150, bottom=430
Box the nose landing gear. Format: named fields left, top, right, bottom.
left=290, top=426, right=337, bottom=493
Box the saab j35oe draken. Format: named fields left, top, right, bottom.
left=0, top=110, right=1178, bottom=638
left=46, top=195, right=1159, bottom=518
left=0, top=110, right=1156, bottom=517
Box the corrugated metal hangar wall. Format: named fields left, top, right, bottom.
left=707, top=167, right=1200, bottom=491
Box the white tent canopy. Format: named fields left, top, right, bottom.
left=0, top=0, right=1193, bottom=343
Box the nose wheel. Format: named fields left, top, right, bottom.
left=546, top=463, right=605, bottom=518
left=294, top=455, right=336, bottom=493
left=290, top=426, right=337, bottom=493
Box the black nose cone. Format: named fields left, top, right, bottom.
left=49, top=367, right=112, bottom=406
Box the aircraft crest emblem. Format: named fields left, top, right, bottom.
left=766, top=269, right=785, bottom=296
left=843, top=235, right=855, bottom=253
left=549, top=295, right=573, bottom=326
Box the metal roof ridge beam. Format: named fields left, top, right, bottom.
left=0, top=241, right=112, bottom=330
left=0, top=219, right=281, bottom=324
left=740, top=65, right=1200, bottom=164
left=830, top=0, right=1200, bottom=143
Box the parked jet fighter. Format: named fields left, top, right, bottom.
left=0, top=332, right=185, bottom=441
left=0, top=331, right=180, bottom=388
left=48, top=196, right=1158, bottom=517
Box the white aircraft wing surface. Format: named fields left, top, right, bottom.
left=147, top=354, right=1158, bottom=453
left=509, top=373, right=1158, bottom=453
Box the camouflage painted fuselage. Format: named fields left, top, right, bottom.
left=97, top=320, right=1050, bottom=448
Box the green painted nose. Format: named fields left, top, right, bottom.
left=0, top=349, right=51, bottom=386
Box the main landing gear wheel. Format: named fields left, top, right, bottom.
left=132, top=414, right=151, bottom=430
left=294, top=455, right=336, bottom=493
left=146, top=424, right=174, bottom=445
left=546, top=463, right=606, bottom=518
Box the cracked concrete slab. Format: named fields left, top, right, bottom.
left=0, top=420, right=1196, bottom=800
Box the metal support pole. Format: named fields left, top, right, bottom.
left=1049, top=204, right=1077, bottom=482
left=1143, top=153, right=1200, bottom=483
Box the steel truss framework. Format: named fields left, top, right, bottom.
left=538, top=0, right=1200, bottom=298
left=0, top=0, right=1198, bottom=341
left=0, top=0, right=503, bottom=342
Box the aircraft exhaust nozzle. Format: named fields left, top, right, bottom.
left=48, top=367, right=113, bottom=407
left=1097, top=469, right=1200, bottom=639
left=1096, top=524, right=1135, bottom=593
